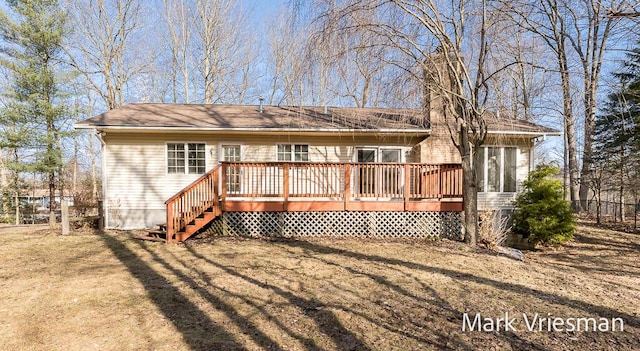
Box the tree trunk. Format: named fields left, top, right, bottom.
left=73, top=131, right=78, bottom=194
left=49, top=171, right=56, bottom=227
left=0, top=149, right=9, bottom=216
left=579, top=79, right=598, bottom=211
left=596, top=187, right=601, bottom=224
left=620, top=164, right=625, bottom=223
left=462, top=152, right=478, bottom=246
left=559, top=50, right=581, bottom=211
left=458, top=115, right=478, bottom=246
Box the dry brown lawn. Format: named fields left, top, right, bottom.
left=0, top=222, right=638, bottom=350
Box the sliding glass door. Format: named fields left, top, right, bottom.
left=355, top=148, right=402, bottom=197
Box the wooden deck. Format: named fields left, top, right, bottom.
left=162, top=162, right=463, bottom=243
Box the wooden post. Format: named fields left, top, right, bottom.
left=61, top=200, right=69, bottom=235
left=404, top=164, right=410, bottom=210
left=166, top=201, right=173, bottom=244
left=344, top=164, right=351, bottom=211
left=213, top=168, right=220, bottom=213
left=14, top=193, right=19, bottom=225
left=283, top=163, right=289, bottom=211
left=438, top=165, right=443, bottom=199
left=221, top=163, right=227, bottom=202
left=97, top=199, right=104, bottom=229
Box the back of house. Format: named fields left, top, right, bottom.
left=76, top=103, right=558, bottom=241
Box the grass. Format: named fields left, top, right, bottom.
left=0, top=222, right=638, bottom=350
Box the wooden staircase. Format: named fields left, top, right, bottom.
left=138, top=165, right=223, bottom=243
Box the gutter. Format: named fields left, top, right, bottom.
left=74, top=124, right=431, bottom=134
left=486, top=130, right=562, bottom=137
left=76, top=124, right=560, bottom=137
left=95, top=130, right=108, bottom=230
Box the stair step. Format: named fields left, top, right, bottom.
left=169, top=205, right=223, bottom=243
left=134, top=235, right=167, bottom=242
left=146, top=230, right=166, bottom=237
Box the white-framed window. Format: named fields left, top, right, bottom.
left=277, top=144, right=309, bottom=161
left=220, top=144, right=242, bottom=193
left=477, top=146, right=517, bottom=192
left=221, top=144, right=242, bottom=162
left=355, top=147, right=403, bottom=163
left=167, top=143, right=206, bottom=174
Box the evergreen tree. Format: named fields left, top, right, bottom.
left=512, top=164, right=575, bottom=246
left=592, top=41, right=640, bottom=221
left=0, top=0, right=67, bottom=218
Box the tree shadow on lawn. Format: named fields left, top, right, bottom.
left=277, top=240, right=640, bottom=331
left=99, top=231, right=275, bottom=351
left=572, top=228, right=640, bottom=253
left=154, top=244, right=324, bottom=350
left=100, top=228, right=639, bottom=350
left=178, top=244, right=373, bottom=351
left=179, top=241, right=553, bottom=351
left=531, top=227, right=640, bottom=277
left=289, top=249, right=551, bottom=351
left=101, top=230, right=370, bottom=350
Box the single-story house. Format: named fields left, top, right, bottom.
left=75, top=103, right=559, bottom=242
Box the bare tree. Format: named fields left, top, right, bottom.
left=322, top=8, right=391, bottom=108
left=265, top=7, right=312, bottom=106
left=487, top=21, right=552, bottom=122
left=161, top=0, right=194, bottom=103
left=64, top=0, right=153, bottom=110
left=193, top=0, right=255, bottom=104
left=568, top=0, right=626, bottom=210
left=499, top=0, right=582, bottom=209
left=500, top=0, right=637, bottom=210
left=314, top=0, right=517, bottom=245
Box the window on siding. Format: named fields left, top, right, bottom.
left=477, top=148, right=485, bottom=192
left=476, top=146, right=517, bottom=193
left=503, top=148, right=517, bottom=192
left=167, top=143, right=205, bottom=174
left=487, top=147, right=501, bottom=192
left=277, top=144, right=308, bottom=161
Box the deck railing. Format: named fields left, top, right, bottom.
left=221, top=162, right=463, bottom=201
left=165, top=162, right=462, bottom=241
left=165, top=164, right=221, bottom=243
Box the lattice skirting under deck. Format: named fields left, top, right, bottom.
left=206, top=211, right=462, bottom=240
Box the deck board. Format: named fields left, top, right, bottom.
left=224, top=199, right=463, bottom=212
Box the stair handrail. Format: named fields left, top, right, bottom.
left=165, top=164, right=222, bottom=243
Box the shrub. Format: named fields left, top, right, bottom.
left=511, top=164, right=575, bottom=246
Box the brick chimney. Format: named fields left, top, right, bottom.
left=414, top=48, right=462, bottom=164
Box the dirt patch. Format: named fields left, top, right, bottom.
left=0, top=222, right=638, bottom=350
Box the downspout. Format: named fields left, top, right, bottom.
left=96, top=130, right=108, bottom=229
left=531, top=134, right=547, bottom=171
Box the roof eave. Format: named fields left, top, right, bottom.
left=486, top=130, right=562, bottom=137
left=74, top=124, right=431, bottom=135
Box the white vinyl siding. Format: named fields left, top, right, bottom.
left=103, top=132, right=421, bottom=229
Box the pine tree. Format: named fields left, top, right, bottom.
left=592, top=41, right=640, bottom=222
left=511, top=164, right=575, bottom=247
left=0, top=0, right=67, bottom=221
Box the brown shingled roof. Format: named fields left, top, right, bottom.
left=484, top=115, right=560, bottom=135
left=76, top=104, right=427, bottom=131
left=76, top=103, right=560, bottom=135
